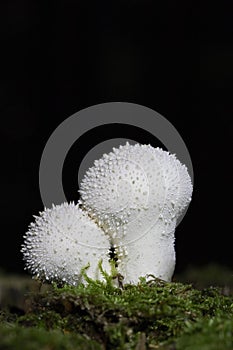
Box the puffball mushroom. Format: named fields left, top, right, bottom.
left=21, top=202, right=111, bottom=285
left=22, top=143, right=192, bottom=286
left=79, top=143, right=193, bottom=283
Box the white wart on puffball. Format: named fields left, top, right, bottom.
left=79, top=143, right=193, bottom=283
left=21, top=202, right=110, bottom=285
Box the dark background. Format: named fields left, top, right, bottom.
left=1, top=1, right=232, bottom=275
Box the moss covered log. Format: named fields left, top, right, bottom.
left=0, top=265, right=233, bottom=350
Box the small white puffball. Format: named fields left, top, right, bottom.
left=21, top=202, right=110, bottom=285
left=79, top=143, right=193, bottom=282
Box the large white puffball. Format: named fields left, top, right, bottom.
left=79, top=143, right=193, bottom=282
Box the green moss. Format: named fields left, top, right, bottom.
left=0, top=323, right=102, bottom=350
left=1, top=265, right=233, bottom=350
left=176, top=316, right=233, bottom=350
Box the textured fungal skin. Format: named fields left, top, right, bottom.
left=79, top=144, right=165, bottom=241
left=21, top=203, right=110, bottom=285
left=79, top=143, right=193, bottom=282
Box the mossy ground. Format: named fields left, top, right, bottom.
left=0, top=264, right=233, bottom=350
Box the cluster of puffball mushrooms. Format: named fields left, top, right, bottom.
left=21, top=143, right=193, bottom=286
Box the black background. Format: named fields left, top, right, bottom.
left=1, top=1, right=232, bottom=274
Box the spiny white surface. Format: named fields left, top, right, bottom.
left=21, top=202, right=110, bottom=285
left=79, top=143, right=165, bottom=243
left=79, top=143, right=193, bottom=282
